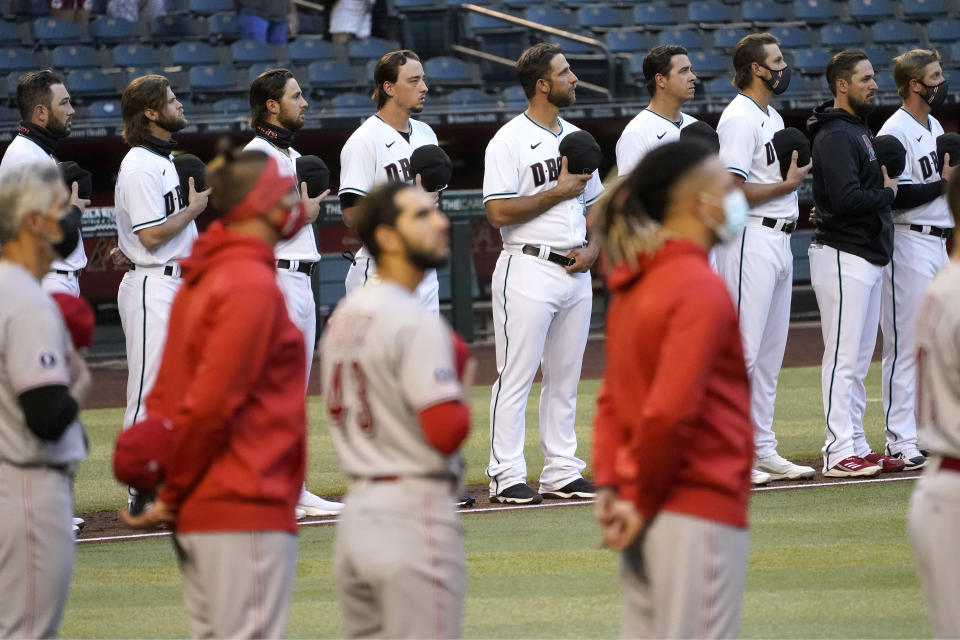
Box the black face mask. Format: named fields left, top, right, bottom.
left=52, top=207, right=81, bottom=259
left=761, top=64, right=791, bottom=95
left=255, top=122, right=294, bottom=150
left=921, top=80, right=948, bottom=109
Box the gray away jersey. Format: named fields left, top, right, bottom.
left=320, top=281, right=464, bottom=479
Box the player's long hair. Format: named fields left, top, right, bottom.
left=121, top=74, right=170, bottom=147
left=591, top=141, right=714, bottom=267
left=372, top=50, right=420, bottom=109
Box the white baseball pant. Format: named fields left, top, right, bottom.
left=40, top=271, right=81, bottom=298
left=276, top=269, right=316, bottom=387
left=345, top=251, right=440, bottom=314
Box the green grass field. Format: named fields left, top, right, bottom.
left=65, top=365, right=930, bottom=638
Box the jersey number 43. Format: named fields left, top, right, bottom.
left=326, top=360, right=374, bottom=437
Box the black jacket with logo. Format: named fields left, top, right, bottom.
left=806, top=101, right=894, bottom=266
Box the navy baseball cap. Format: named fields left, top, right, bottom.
left=559, top=130, right=603, bottom=175
left=772, top=127, right=811, bottom=181
left=873, top=135, right=906, bottom=178
left=409, top=144, right=453, bottom=192
left=296, top=155, right=331, bottom=198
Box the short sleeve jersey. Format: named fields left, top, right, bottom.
left=483, top=113, right=604, bottom=248
left=339, top=114, right=439, bottom=198
left=0, top=134, right=88, bottom=272
left=915, top=261, right=960, bottom=458
left=0, top=263, right=87, bottom=466
left=718, top=93, right=797, bottom=220
left=244, top=136, right=320, bottom=262
left=319, top=281, right=464, bottom=479
left=114, top=145, right=197, bottom=266
left=877, top=108, right=950, bottom=227
left=616, top=109, right=698, bottom=177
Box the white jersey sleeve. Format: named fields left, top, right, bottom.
left=482, top=136, right=520, bottom=203
left=718, top=114, right=758, bottom=181
left=121, top=170, right=170, bottom=232
left=339, top=134, right=378, bottom=197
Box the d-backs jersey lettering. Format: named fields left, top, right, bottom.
left=718, top=93, right=797, bottom=220
left=616, top=109, right=698, bottom=177
left=483, top=113, right=603, bottom=248
left=878, top=108, right=950, bottom=227
left=115, top=146, right=197, bottom=266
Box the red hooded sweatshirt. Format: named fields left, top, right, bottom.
left=148, top=222, right=306, bottom=534
left=592, top=240, right=753, bottom=528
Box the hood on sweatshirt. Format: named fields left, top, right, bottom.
left=179, top=221, right=276, bottom=287
left=806, top=99, right=870, bottom=139
left=606, top=240, right=710, bottom=294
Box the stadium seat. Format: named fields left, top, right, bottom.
left=849, top=0, right=896, bottom=21
left=288, top=37, right=338, bottom=64
left=577, top=5, right=622, bottom=31
left=89, top=16, right=138, bottom=44
left=66, top=69, right=118, bottom=96
left=208, top=12, right=240, bottom=40
left=742, top=0, right=786, bottom=23
left=210, top=97, right=248, bottom=117
left=926, top=19, right=960, bottom=45
left=550, top=34, right=604, bottom=56
left=14, top=0, right=49, bottom=18
left=443, top=87, right=497, bottom=109
left=820, top=24, right=863, bottom=48
left=171, top=41, right=220, bottom=67
left=688, top=0, right=729, bottom=23
left=32, top=18, right=84, bottom=44
left=246, top=63, right=276, bottom=85
left=503, top=0, right=545, bottom=8
left=0, top=21, right=23, bottom=47
left=802, top=74, right=828, bottom=95
left=4, top=71, right=20, bottom=99
left=347, top=37, right=397, bottom=62
left=792, top=0, right=840, bottom=24
left=792, top=47, right=833, bottom=73
left=52, top=45, right=100, bottom=70
left=188, top=65, right=238, bottom=92
left=862, top=45, right=893, bottom=67
left=875, top=69, right=898, bottom=93
left=632, top=3, right=675, bottom=28
left=903, top=0, right=946, bottom=19
left=327, top=92, right=371, bottom=115
left=523, top=5, right=570, bottom=29
left=0, top=47, right=39, bottom=73
left=951, top=42, right=960, bottom=66
left=151, top=14, right=206, bottom=42
left=112, top=44, right=163, bottom=68
left=769, top=26, right=809, bottom=49
left=86, top=99, right=121, bottom=120
left=657, top=28, right=704, bottom=50
left=713, top=27, right=750, bottom=50
left=390, top=0, right=443, bottom=6
left=231, top=39, right=281, bottom=65
left=297, top=11, right=326, bottom=35
left=500, top=84, right=527, bottom=108
left=461, top=11, right=516, bottom=35
left=189, top=0, right=232, bottom=14
left=424, top=56, right=481, bottom=89
left=705, top=76, right=738, bottom=98
left=688, top=50, right=729, bottom=75
left=871, top=20, right=917, bottom=45
left=605, top=29, right=654, bottom=55
left=306, top=60, right=358, bottom=94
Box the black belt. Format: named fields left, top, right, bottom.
left=522, top=244, right=576, bottom=267
left=277, top=259, right=316, bottom=276
left=54, top=269, right=77, bottom=276
left=909, top=224, right=952, bottom=239
left=130, top=264, right=178, bottom=276
left=761, top=218, right=797, bottom=234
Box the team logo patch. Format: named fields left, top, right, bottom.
left=434, top=366, right=456, bottom=383
left=862, top=134, right=877, bottom=162
left=39, top=350, right=57, bottom=369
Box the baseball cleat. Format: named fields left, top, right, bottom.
left=886, top=446, right=927, bottom=470
left=455, top=492, right=476, bottom=508
left=295, top=507, right=307, bottom=520
left=297, top=488, right=343, bottom=516
left=823, top=456, right=882, bottom=478
left=73, top=517, right=85, bottom=531
left=863, top=451, right=907, bottom=472
left=751, top=469, right=772, bottom=486
left=490, top=483, right=543, bottom=505
left=754, top=454, right=816, bottom=481
left=540, top=477, right=597, bottom=500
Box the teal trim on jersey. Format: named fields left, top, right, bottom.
left=362, top=256, right=370, bottom=285
left=736, top=229, right=747, bottom=315
left=338, top=187, right=369, bottom=196
left=824, top=251, right=843, bottom=467
left=488, top=255, right=513, bottom=494
left=728, top=167, right=749, bottom=179
left=132, top=276, right=148, bottom=425
left=585, top=193, right=601, bottom=206
left=898, top=107, right=931, bottom=132
left=482, top=192, right=518, bottom=203
left=131, top=215, right=167, bottom=231
left=523, top=112, right=563, bottom=137
left=738, top=92, right=769, bottom=116
left=884, top=256, right=905, bottom=444
left=642, top=108, right=685, bottom=129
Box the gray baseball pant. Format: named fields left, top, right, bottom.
left=333, top=478, right=466, bottom=639
left=909, top=458, right=960, bottom=639
left=0, top=463, right=74, bottom=639
left=619, top=511, right=748, bottom=639
left=174, top=531, right=298, bottom=639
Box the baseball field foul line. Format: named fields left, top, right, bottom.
left=77, top=474, right=920, bottom=545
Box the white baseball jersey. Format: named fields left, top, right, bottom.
left=114, top=145, right=197, bottom=266
left=0, top=134, right=88, bottom=272
left=878, top=109, right=950, bottom=227
left=915, top=261, right=960, bottom=458
left=320, top=280, right=464, bottom=479
left=718, top=93, right=797, bottom=220
left=616, top=108, right=698, bottom=176
left=243, top=136, right=320, bottom=262
left=483, top=113, right=604, bottom=248
left=0, top=262, right=87, bottom=466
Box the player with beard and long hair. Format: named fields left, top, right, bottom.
left=243, top=68, right=342, bottom=519
left=114, top=76, right=211, bottom=483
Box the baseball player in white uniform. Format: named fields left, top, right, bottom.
left=616, top=45, right=698, bottom=176
left=877, top=49, right=955, bottom=470
left=0, top=162, right=90, bottom=638
left=714, top=33, right=816, bottom=484
left=483, top=44, right=603, bottom=504
left=1, top=70, right=89, bottom=297
left=321, top=182, right=471, bottom=638
left=908, top=173, right=960, bottom=638
left=339, top=49, right=441, bottom=313
left=244, top=68, right=342, bottom=518
left=114, top=75, right=210, bottom=429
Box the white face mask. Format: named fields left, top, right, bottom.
left=704, top=189, right=750, bottom=243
